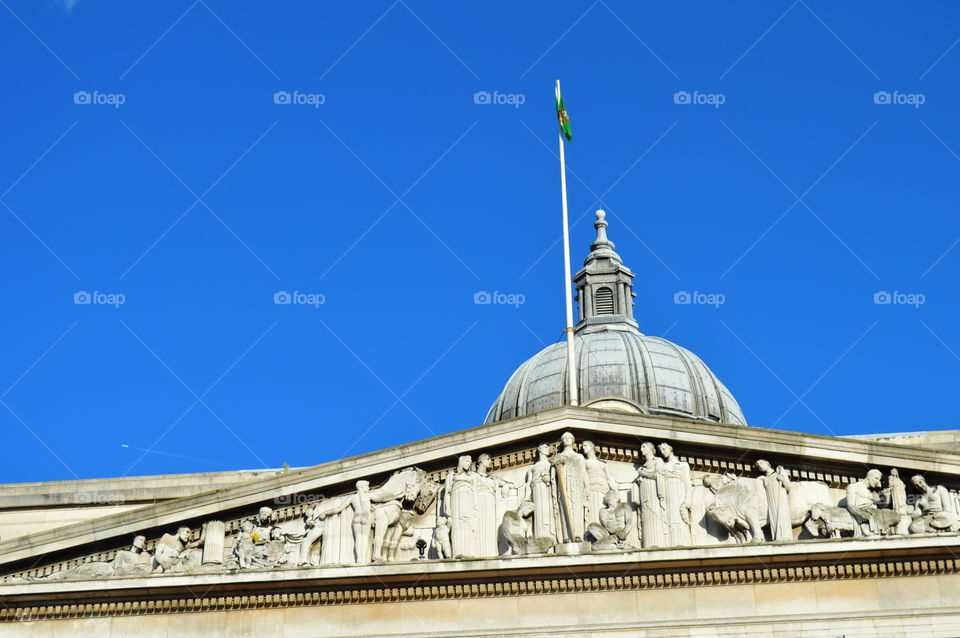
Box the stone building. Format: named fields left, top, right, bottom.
left=2, top=212, right=960, bottom=637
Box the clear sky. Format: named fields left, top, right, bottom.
left=2, top=1, right=959, bottom=483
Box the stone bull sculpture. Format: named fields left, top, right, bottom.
left=703, top=475, right=831, bottom=543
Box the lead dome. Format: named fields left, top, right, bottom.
left=484, top=210, right=746, bottom=426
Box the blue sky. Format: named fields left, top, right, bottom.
left=1, top=1, right=959, bottom=482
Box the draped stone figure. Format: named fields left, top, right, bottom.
left=582, top=440, right=619, bottom=526
left=523, top=443, right=560, bottom=544
left=635, top=442, right=666, bottom=548
left=658, top=443, right=692, bottom=546
left=475, top=454, right=499, bottom=557
left=443, top=455, right=480, bottom=558
left=755, top=459, right=793, bottom=541
left=909, top=474, right=960, bottom=534
left=551, top=432, right=590, bottom=542
left=846, top=469, right=899, bottom=536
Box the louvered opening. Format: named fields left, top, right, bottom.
left=595, top=287, right=615, bottom=315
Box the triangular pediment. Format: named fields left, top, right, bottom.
left=4, top=406, right=960, bottom=620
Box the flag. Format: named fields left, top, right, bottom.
left=555, top=82, right=572, bottom=142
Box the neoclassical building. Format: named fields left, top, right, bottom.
left=2, top=213, right=960, bottom=637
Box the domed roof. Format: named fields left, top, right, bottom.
left=483, top=330, right=746, bottom=425
left=484, top=210, right=746, bottom=426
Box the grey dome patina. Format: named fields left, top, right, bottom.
left=484, top=210, right=746, bottom=426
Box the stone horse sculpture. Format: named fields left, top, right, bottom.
left=368, top=467, right=439, bottom=562
left=704, top=475, right=831, bottom=543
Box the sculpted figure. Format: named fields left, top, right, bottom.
left=635, top=442, right=666, bottom=548
left=253, top=527, right=292, bottom=568
left=523, top=443, right=560, bottom=544
left=551, top=432, right=590, bottom=542
left=153, top=526, right=203, bottom=573
left=582, top=441, right=619, bottom=526
left=368, top=467, right=439, bottom=562
left=755, top=459, right=793, bottom=541
left=846, top=469, right=899, bottom=536
left=500, top=500, right=536, bottom=556
left=112, top=534, right=153, bottom=576
left=434, top=516, right=452, bottom=559
left=443, top=455, right=479, bottom=558
left=324, top=480, right=375, bottom=563
left=658, top=443, right=692, bottom=546
left=252, top=507, right=275, bottom=540
left=297, top=498, right=333, bottom=566
left=233, top=520, right=257, bottom=569
left=585, top=490, right=635, bottom=551
left=909, top=474, right=960, bottom=534
left=475, top=454, right=500, bottom=557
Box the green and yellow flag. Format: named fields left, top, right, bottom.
left=555, top=81, right=572, bottom=142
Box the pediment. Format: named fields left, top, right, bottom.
left=4, top=406, right=960, bottom=620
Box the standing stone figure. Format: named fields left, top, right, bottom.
left=443, top=455, right=479, bottom=558
left=909, top=474, right=960, bottom=534
left=635, top=442, right=666, bottom=548
left=433, top=516, right=452, bottom=559
left=551, top=432, right=590, bottom=542
left=658, top=442, right=692, bottom=546
left=582, top=440, right=619, bottom=526
left=523, top=443, right=560, bottom=544
left=475, top=453, right=499, bottom=557
left=755, top=459, right=793, bottom=541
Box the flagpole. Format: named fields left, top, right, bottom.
left=556, top=79, right=579, bottom=407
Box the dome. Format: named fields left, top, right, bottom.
left=484, top=210, right=746, bottom=426
left=483, top=330, right=746, bottom=426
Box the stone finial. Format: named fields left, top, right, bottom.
left=591, top=209, right=614, bottom=253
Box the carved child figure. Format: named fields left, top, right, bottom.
left=434, top=516, right=452, bottom=559
left=234, top=519, right=257, bottom=569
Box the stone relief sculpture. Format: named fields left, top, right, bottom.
left=635, top=441, right=667, bottom=548
left=658, top=442, right=692, bottom=546
left=153, top=526, right=204, bottom=574
left=909, top=474, right=960, bottom=534
left=28, top=444, right=960, bottom=584
left=582, top=440, right=619, bottom=526
left=551, top=432, right=590, bottom=543
left=806, top=503, right=859, bottom=538
left=433, top=516, right=452, bottom=559
left=755, top=459, right=792, bottom=541
left=585, top=490, right=635, bottom=551
left=443, top=455, right=480, bottom=558
left=846, top=469, right=901, bottom=536
left=703, top=474, right=765, bottom=543
left=475, top=454, right=500, bottom=558
left=523, top=443, right=560, bottom=544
